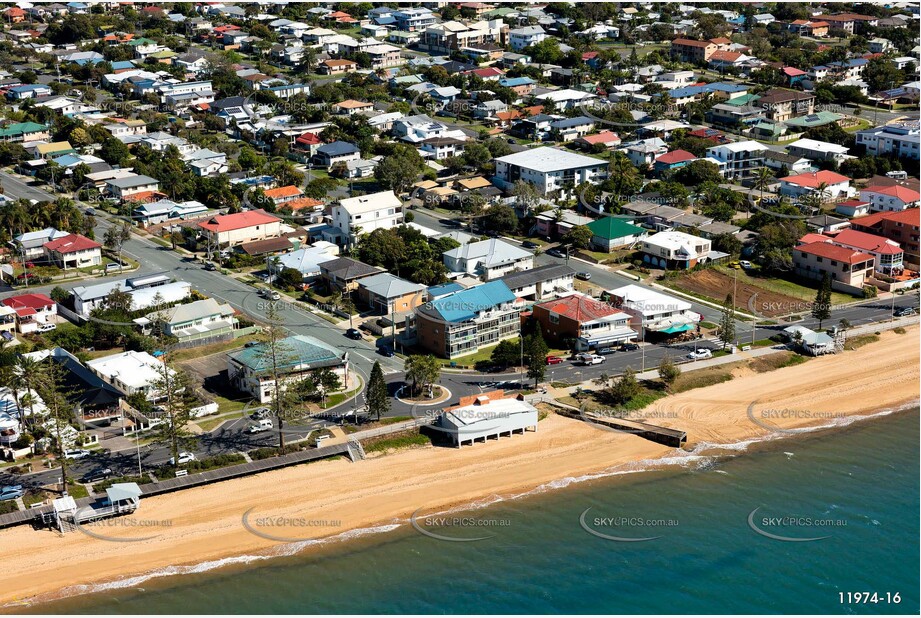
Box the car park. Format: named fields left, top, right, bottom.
left=576, top=272, right=591, bottom=281
left=64, top=449, right=91, bottom=460
left=688, top=349, right=713, bottom=360
left=345, top=328, right=362, bottom=340
left=168, top=452, right=197, bottom=466
left=545, top=355, right=564, bottom=365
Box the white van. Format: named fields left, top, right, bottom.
left=38, top=323, right=57, bottom=333
left=248, top=418, right=274, bottom=433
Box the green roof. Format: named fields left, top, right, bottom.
left=0, top=122, right=48, bottom=138
left=724, top=93, right=757, bottom=106
left=783, top=111, right=842, bottom=128
left=586, top=217, right=646, bottom=240
left=228, top=335, right=344, bottom=374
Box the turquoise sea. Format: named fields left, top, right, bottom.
left=21, top=408, right=920, bottom=615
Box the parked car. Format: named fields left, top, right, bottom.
left=64, top=449, right=91, bottom=460
left=596, top=347, right=615, bottom=355
left=576, top=353, right=605, bottom=365
left=259, top=289, right=280, bottom=301
left=80, top=468, right=113, bottom=484
left=250, top=408, right=270, bottom=420
left=105, top=262, right=122, bottom=272
left=546, top=248, right=565, bottom=258
left=248, top=419, right=273, bottom=434
left=620, top=343, right=640, bottom=351
left=37, top=323, right=56, bottom=333
left=687, top=349, right=713, bottom=360
left=244, top=341, right=259, bottom=348
left=345, top=328, right=362, bottom=340
left=0, top=486, right=24, bottom=501
left=545, top=355, right=564, bottom=365
left=204, top=262, right=217, bottom=271
left=894, top=306, right=916, bottom=317
left=168, top=452, right=197, bottom=466
left=84, top=207, right=95, bottom=216
left=377, top=346, right=395, bottom=357
left=522, top=241, right=539, bottom=249
left=739, top=260, right=753, bottom=269
left=576, top=272, right=591, bottom=281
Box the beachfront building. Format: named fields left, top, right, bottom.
left=606, top=285, right=702, bottom=339
left=414, top=280, right=521, bottom=359
left=851, top=209, right=920, bottom=270
left=227, top=335, right=349, bottom=404
left=86, top=350, right=177, bottom=401
left=640, top=231, right=713, bottom=269
left=859, top=184, right=921, bottom=213
left=793, top=242, right=875, bottom=295
left=533, top=292, right=635, bottom=351
left=437, top=390, right=538, bottom=447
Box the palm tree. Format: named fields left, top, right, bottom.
left=16, top=356, right=39, bottom=432
left=752, top=166, right=773, bottom=217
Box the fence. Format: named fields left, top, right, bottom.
left=347, top=418, right=433, bottom=441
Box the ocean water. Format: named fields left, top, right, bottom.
left=23, top=408, right=919, bottom=615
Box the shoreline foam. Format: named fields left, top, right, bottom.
left=2, top=327, right=918, bottom=610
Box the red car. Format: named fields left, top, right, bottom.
left=545, top=355, right=564, bottom=365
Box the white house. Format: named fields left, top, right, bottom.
left=493, top=147, right=607, bottom=196
left=860, top=184, right=921, bottom=212
left=779, top=170, right=854, bottom=201
left=786, top=138, right=851, bottom=163
left=105, top=174, right=160, bottom=200
left=640, top=231, right=713, bottom=269
left=87, top=351, right=177, bottom=401
left=606, top=284, right=702, bottom=338
left=443, top=238, right=534, bottom=280
left=705, top=141, right=767, bottom=179
left=509, top=26, right=546, bottom=51
left=437, top=390, right=538, bottom=447
left=330, top=190, right=403, bottom=243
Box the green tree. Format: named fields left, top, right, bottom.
left=103, top=221, right=132, bottom=267
left=483, top=204, right=518, bottom=234
left=719, top=293, right=736, bottom=350
left=657, top=355, right=681, bottom=392
left=151, top=357, right=194, bottom=467
left=562, top=224, right=593, bottom=250
left=404, top=354, right=440, bottom=398
left=610, top=367, right=640, bottom=405
left=365, top=361, right=389, bottom=421
left=526, top=331, right=549, bottom=387
left=374, top=146, right=424, bottom=194
left=812, top=272, right=832, bottom=329
left=490, top=339, right=520, bottom=368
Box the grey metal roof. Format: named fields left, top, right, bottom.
left=499, top=264, right=575, bottom=290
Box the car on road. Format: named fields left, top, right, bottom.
left=545, top=355, right=564, bottom=365
left=259, top=289, right=280, bottom=301
left=576, top=353, right=605, bottom=365
left=0, top=486, right=24, bottom=501
left=522, top=240, right=539, bottom=249
left=84, top=208, right=95, bottom=216
left=596, top=347, right=615, bottom=355
left=204, top=262, right=217, bottom=271
left=546, top=248, right=565, bottom=258
left=687, top=349, right=713, bottom=360
left=248, top=419, right=273, bottom=433
left=64, top=449, right=91, bottom=460
left=80, top=468, right=113, bottom=484
left=168, top=452, right=197, bottom=466
left=894, top=306, right=916, bottom=317
left=576, top=272, right=591, bottom=281
left=739, top=260, right=753, bottom=269
left=619, top=343, right=640, bottom=351
left=377, top=346, right=395, bottom=357
left=345, top=328, right=362, bottom=340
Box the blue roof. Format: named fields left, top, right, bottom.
left=499, top=77, right=535, bottom=87
left=51, top=154, right=82, bottom=166
left=427, top=281, right=515, bottom=323
left=669, top=82, right=746, bottom=98
left=427, top=282, right=463, bottom=297
left=111, top=60, right=136, bottom=70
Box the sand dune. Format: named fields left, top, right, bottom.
left=0, top=327, right=917, bottom=607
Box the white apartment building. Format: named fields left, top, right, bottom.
left=705, top=140, right=767, bottom=179
left=493, top=147, right=607, bottom=196
left=330, top=190, right=403, bottom=243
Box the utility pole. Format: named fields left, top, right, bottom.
left=519, top=326, right=524, bottom=386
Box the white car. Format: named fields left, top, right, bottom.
left=577, top=353, right=605, bottom=365
left=64, top=449, right=91, bottom=460
left=739, top=260, right=753, bottom=269
left=687, top=349, right=713, bottom=360
left=248, top=419, right=274, bottom=433
left=37, top=323, right=57, bottom=332
left=168, top=452, right=197, bottom=466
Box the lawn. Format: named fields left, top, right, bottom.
left=170, top=334, right=261, bottom=363
left=437, top=339, right=569, bottom=369
left=716, top=266, right=854, bottom=306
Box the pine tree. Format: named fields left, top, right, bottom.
left=366, top=361, right=390, bottom=421
left=610, top=367, right=640, bottom=405
left=526, top=331, right=549, bottom=387
left=812, top=273, right=832, bottom=329
left=719, top=293, right=736, bottom=350
left=151, top=357, right=193, bottom=467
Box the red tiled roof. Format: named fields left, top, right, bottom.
left=582, top=51, right=599, bottom=60
left=781, top=171, right=851, bottom=188
left=264, top=185, right=303, bottom=200
left=851, top=209, right=920, bottom=229
left=44, top=233, right=101, bottom=254
left=469, top=67, right=504, bottom=78
left=837, top=199, right=868, bottom=208
left=833, top=229, right=903, bottom=255
left=710, top=50, right=743, bottom=62
left=296, top=132, right=322, bottom=146
left=798, top=233, right=831, bottom=245
left=580, top=130, right=620, bottom=144
left=783, top=67, right=807, bottom=77
left=656, top=149, right=697, bottom=165
left=283, top=197, right=324, bottom=211
left=797, top=241, right=874, bottom=265
left=2, top=293, right=54, bottom=311
left=198, top=210, right=280, bottom=233
left=672, top=38, right=713, bottom=48
left=123, top=190, right=166, bottom=203
left=536, top=294, right=619, bottom=323
left=862, top=184, right=921, bottom=202
left=709, top=37, right=732, bottom=44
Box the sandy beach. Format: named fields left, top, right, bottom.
left=1, top=327, right=917, bottom=608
